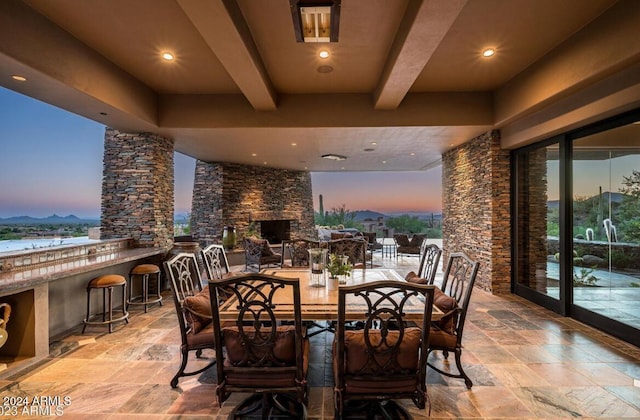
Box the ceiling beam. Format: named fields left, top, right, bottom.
left=0, top=0, right=158, bottom=128
left=177, top=0, right=278, bottom=111
left=159, top=92, right=493, bottom=128
left=373, top=0, right=467, bottom=110
left=494, top=0, right=640, bottom=127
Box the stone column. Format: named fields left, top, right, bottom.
left=442, top=130, right=511, bottom=294
left=515, top=148, right=548, bottom=293
left=191, top=160, right=224, bottom=245
left=100, top=128, right=174, bottom=248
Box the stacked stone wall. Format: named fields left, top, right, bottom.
left=101, top=128, right=174, bottom=248
left=515, top=148, right=549, bottom=292
left=442, top=130, right=512, bottom=294
left=191, top=162, right=315, bottom=246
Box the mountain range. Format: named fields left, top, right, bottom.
left=547, top=191, right=626, bottom=209
left=0, top=214, right=99, bottom=224
left=1, top=210, right=444, bottom=225
left=352, top=210, right=442, bottom=221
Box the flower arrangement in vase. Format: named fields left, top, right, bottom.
left=328, top=253, right=352, bottom=283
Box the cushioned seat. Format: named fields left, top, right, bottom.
left=209, top=273, right=308, bottom=418
left=244, top=237, right=282, bottom=272
left=333, top=280, right=436, bottom=418
left=426, top=252, right=480, bottom=389
left=394, top=233, right=426, bottom=256
left=82, top=274, right=129, bottom=334
left=127, top=263, right=162, bottom=313
left=164, top=252, right=217, bottom=388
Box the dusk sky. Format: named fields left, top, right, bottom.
left=0, top=87, right=442, bottom=219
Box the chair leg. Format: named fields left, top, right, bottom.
left=170, top=347, right=216, bottom=388
left=121, top=283, right=129, bottom=324
left=427, top=348, right=473, bottom=389
left=454, top=348, right=473, bottom=389
left=82, top=287, right=91, bottom=334
left=107, top=287, right=114, bottom=333
left=170, top=348, right=190, bottom=388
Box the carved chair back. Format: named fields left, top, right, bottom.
left=417, top=244, right=442, bottom=285
left=333, top=280, right=435, bottom=416
left=163, top=252, right=215, bottom=387
left=209, top=273, right=307, bottom=407
left=201, top=244, right=231, bottom=280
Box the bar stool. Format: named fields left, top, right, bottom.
left=127, top=264, right=163, bottom=313
left=82, top=274, right=129, bottom=333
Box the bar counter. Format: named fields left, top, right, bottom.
left=0, top=239, right=167, bottom=378
left=0, top=245, right=165, bottom=293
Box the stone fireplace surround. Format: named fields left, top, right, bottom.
left=191, top=162, right=316, bottom=246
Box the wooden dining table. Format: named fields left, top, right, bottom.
left=216, top=268, right=444, bottom=322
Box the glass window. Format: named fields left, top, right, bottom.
left=572, top=124, right=640, bottom=329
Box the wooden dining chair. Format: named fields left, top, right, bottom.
left=427, top=251, right=480, bottom=389
left=163, top=252, right=216, bottom=388
left=209, top=273, right=309, bottom=418
left=333, top=280, right=436, bottom=419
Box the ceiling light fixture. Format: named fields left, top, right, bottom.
left=322, top=153, right=347, bottom=161
left=161, top=52, right=175, bottom=61
left=11, top=75, right=27, bottom=82
left=482, top=48, right=496, bottom=58
left=290, top=0, right=341, bottom=43
left=319, top=50, right=330, bottom=59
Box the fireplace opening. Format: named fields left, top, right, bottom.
left=259, top=220, right=291, bottom=244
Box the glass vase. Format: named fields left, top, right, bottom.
left=308, top=248, right=328, bottom=287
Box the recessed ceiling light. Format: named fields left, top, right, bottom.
left=263, top=161, right=267, bottom=165
left=162, top=52, right=175, bottom=61
left=382, top=160, right=387, bottom=164
left=11, top=75, right=27, bottom=82
left=482, top=48, right=496, bottom=58
left=291, top=142, right=297, bottom=146
left=251, top=153, right=257, bottom=157
left=322, top=153, right=347, bottom=161
left=410, top=152, right=415, bottom=156
left=319, top=50, right=329, bottom=59
left=371, top=142, right=377, bottom=146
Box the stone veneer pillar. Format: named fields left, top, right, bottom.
left=101, top=128, right=174, bottom=248
left=442, top=130, right=511, bottom=294
left=191, top=161, right=315, bottom=245
left=515, top=147, right=549, bottom=293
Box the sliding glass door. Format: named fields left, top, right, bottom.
left=572, top=127, right=640, bottom=330
left=513, top=109, right=640, bottom=345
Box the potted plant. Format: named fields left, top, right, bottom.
left=328, top=253, right=352, bottom=283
